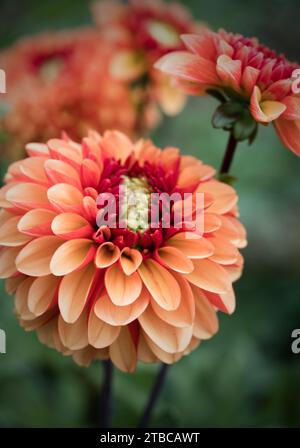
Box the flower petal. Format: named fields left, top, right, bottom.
left=192, top=286, right=219, bottom=339
left=250, top=86, right=286, bottom=123
left=18, top=209, right=56, bottom=236
left=139, top=305, right=192, bottom=354
left=88, top=303, right=120, bottom=349
left=95, top=242, right=120, bottom=268
left=0, top=215, right=32, bottom=246
left=120, top=247, right=143, bottom=275
left=216, top=55, right=242, bottom=91
left=105, top=264, right=142, bottom=306
left=6, top=183, right=50, bottom=211
left=50, top=239, right=95, bottom=276
left=151, top=274, right=195, bottom=327
left=28, top=275, right=60, bottom=316
left=155, top=51, right=219, bottom=85
left=184, top=258, right=231, bottom=294
left=274, top=118, right=300, bottom=156
left=167, top=232, right=214, bottom=259
left=94, top=289, right=149, bottom=326
left=16, top=236, right=62, bottom=277
left=47, top=183, right=84, bottom=214
left=58, top=262, right=96, bottom=323
left=109, top=326, right=136, bottom=373
left=58, top=311, right=89, bottom=350
left=51, top=213, right=93, bottom=240
left=155, top=246, right=194, bottom=273
left=138, top=259, right=181, bottom=311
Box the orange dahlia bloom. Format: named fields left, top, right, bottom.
left=0, top=130, right=246, bottom=372
left=155, top=29, right=300, bottom=155
left=92, top=0, right=201, bottom=128
left=0, top=29, right=137, bottom=160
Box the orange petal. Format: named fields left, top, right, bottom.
left=196, top=180, right=237, bottom=214
left=109, top=326, right=136, bottom=373
left=6, top=183, right=50, bottom=211
left=120, top=247, right=143, bottom=275
left=48, top=138, right=82, bottom=170
left=50, top=239, right=95, bottom=276
left=205, top=286, right=236, bottom=314
left=139, top=305, right=192, bottom=354
left=216, top=55, right=242, bottom=91
left=16, top=236, right=62, bottom=277
left=45, top=159, right=82, bottom=189
left=0, top=215, right=32, bottom=246
left=181, top=33, right=217, bottom=60
left=208, top=234, right=239, bottom=265
left=95, top=242, right=120, bottom=268
left=138, top=259, right=181, bottom=311
left=94, top=289, right=149, bottom=326
left=281, top=96, right=300, bottom=120
left=142, top=332, right=183, bottom=364
left=88, top=304, right=120, bottom=349
left=28, top=275, right=60, bottom=316
left=241, top=66, right=260, bottom=94
left=167, top=232, right=214, bottom=259
left=58, top=311, right=89, bottom=350
left=15, top=277, right=36, bottom=320
left=274, top=118, right=300, bottom=156
left=184, top=258, right=231, bottom=294
left=26, top=142, right=49, bottom=157
left=155, top=51, right=219, bottom=85
left=151, top=274, right=195, bottom=327
left=58, top=262, right=96, bottom=323
left=192, top=286, right=219, bottom=339
left=47, top=183, right=83, bottom=214
left=105, top=264, right=142, bottom=306
left=155, top=246, right=194, bottom=273
left=52, top=213, right=93, bottom=240
left=18, top=209, right=56, bottom=236
left=0, top=247, right=21, bottom=278
left=250, top=86, right=286, bottom=123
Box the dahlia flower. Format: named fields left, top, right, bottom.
left=155, top=28, right=300, bottom=155
left=92, top=0, right=201, bottom=129
left=0, top=130, right=246, bottom=372
left=0, top=29, right=137, bottom=160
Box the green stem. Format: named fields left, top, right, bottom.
left=220, top=132, right=238, bottom=174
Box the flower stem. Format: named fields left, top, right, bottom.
left=99, top=360, right=114, bottom=428
left=138, top=363, right=169, bottom=428
left=220, top=132, right=238, bottom=174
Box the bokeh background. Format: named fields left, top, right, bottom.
left=0, top=0, right=300, bottom=428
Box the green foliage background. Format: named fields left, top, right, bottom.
left=0, top=0, right=299, bottom=428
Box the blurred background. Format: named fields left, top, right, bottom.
left=0, top=0, right=300, bottom=428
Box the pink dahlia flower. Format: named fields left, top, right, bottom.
left=155, top=28, right=300, bottom=155
left=0, top=131, right=246, bottom=372
left=0, top=29, right=137, bottom=160
left=92, top=0, right=202, bottom=129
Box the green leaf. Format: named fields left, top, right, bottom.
left=212, top=102, right=243, bottom=129
left=233, top=110, right=257, bottom=142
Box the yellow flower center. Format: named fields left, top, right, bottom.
left=120, top=176, right=151, bottom=232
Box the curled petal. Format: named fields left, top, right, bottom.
left=250, top=86, right=286, bottom=123
left=120, top=247, right=143, bottom=275
left=184, top=258, right=231, bottom=294
left=95, top=242, right=120, bottom=268
left=155, top=246, right=194, bottom=273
